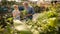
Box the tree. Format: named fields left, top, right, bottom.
left=1, top=0, right=7, bottom=5
left=21, top=0, right=28, bottom=1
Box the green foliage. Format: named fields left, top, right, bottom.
left=0, top=4, right=60, bottom=34
left=25, top=9, right=59, bottom=34
left=21, top=0, right=28, bottom=1
left=1, top=0, right=7, bottom=5
left=22, top=10, right=27, bottom=16
left=20, top=10, right=27, bottom=19
left=20, top=31, right=32, bottom=34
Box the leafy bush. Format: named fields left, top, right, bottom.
left=0, top=4, right=60, bottom=34
left=25, top=10, right=59, bottom=34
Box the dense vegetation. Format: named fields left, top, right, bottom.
left=0, top=3, right=60, bottom=34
